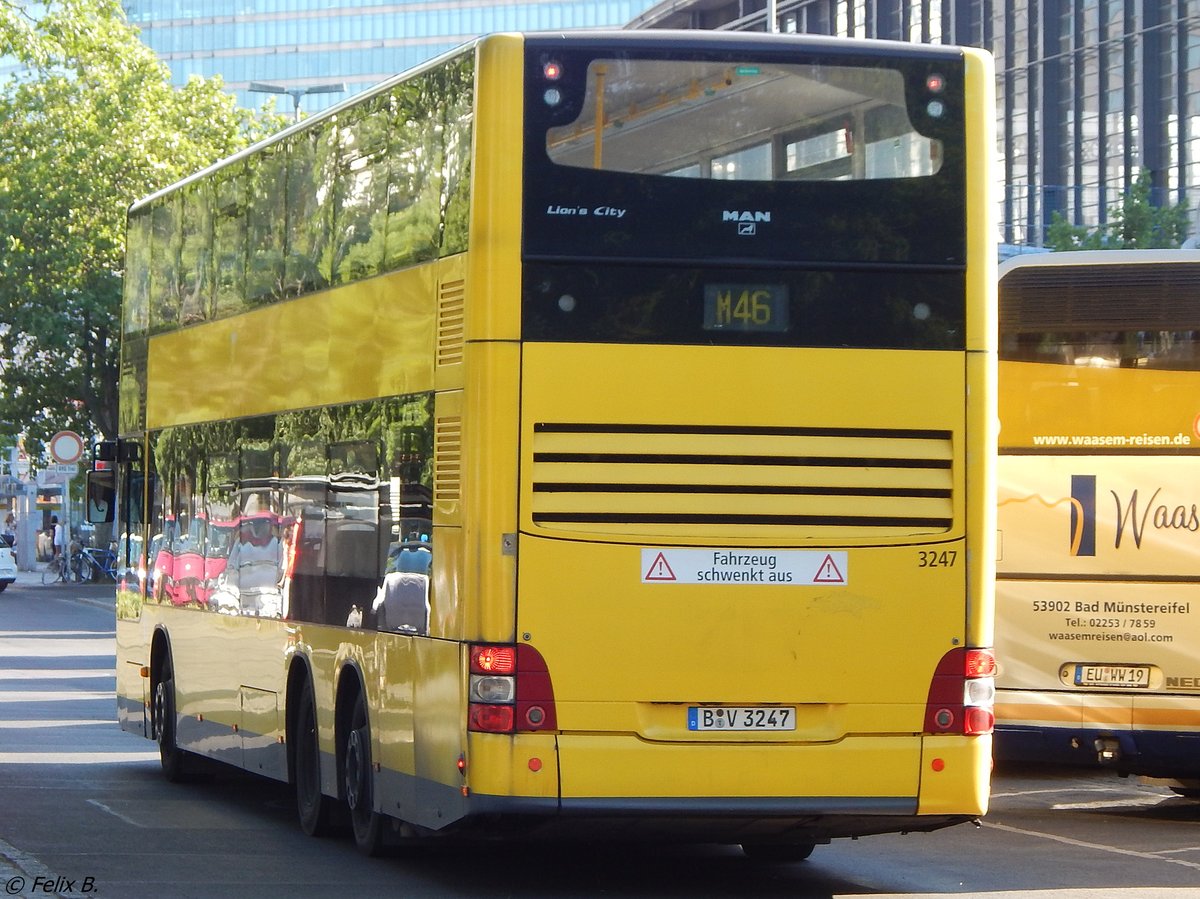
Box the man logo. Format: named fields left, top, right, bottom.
left=1070, top=474, right=1096, bottom=556
left=722, top=210, right=771, bottom=223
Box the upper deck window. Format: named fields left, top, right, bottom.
left=544, top=60, right=941, bottom=183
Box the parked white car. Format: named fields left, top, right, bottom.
left=0, top=542, right=16, bottom=591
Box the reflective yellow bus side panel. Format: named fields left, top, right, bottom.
left=145, top=265, right=436, bottom=430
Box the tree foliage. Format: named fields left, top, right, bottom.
left=0, top=0, right=282, bottom=457
left=1045, top=169, right=1191, bottom=252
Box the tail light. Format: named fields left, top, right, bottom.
left=924, top=647, right=996, bottom=736
left=468, top=643, right=558, bottom=734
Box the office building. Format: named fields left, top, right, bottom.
left=123, top=0, right=661, bottom=116
left=628, top=0, right=1200, bottom=247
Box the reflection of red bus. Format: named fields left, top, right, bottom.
left=151, top=516, right=236, bottom=608
left=201, top=518, right=236, bottom=600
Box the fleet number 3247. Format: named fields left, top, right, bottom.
left=918, top=550, right=958, bottom=568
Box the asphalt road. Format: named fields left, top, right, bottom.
left=1, top=573, right=1198, bottom=898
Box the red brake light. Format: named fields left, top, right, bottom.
left=963, top=706, right=995, bottom=736
left=469, top=704, right=514, bottom=733
left=471, top=645, right=516, bottom=674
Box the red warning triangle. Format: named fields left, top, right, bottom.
left=644, top=552, right=677, bottom=581
left=812, top=553, right=845, bottom=584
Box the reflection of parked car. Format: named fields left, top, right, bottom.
left=0, top=541, right=16, bottom=591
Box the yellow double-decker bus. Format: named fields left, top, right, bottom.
left=104, top=31, right=997, bottom=858
left=995, top=250, right=1200, bottom=798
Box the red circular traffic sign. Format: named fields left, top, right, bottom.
left=49, top=430, right=85, bottom=464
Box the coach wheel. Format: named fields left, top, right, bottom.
left=344, top=690, right=383, bottom=856
left=153, top=662, right=187, bottom=783
left=740, top=841, right=817, bottom=863
left=295, top=678, right=334, bottom=837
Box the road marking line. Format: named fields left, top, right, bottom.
left=987, top=821, right=1200, bottom=871
left=87, top=799, right=146, bottom=827
left=991, top=786, right=1128, bottom=798
left=1051, top=796, right=1167, bottom=810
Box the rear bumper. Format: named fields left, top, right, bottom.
left=461, top=792, right=972, bottom=842
left=455, top=731, right=988, bottom=841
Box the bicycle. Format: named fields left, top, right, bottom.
left=41, top=553, right=73, bottom=585
left=74, top=545, right=118, bottom=582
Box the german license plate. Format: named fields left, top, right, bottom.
left=1073, top=665, right=1151, bottom=688
left=688, top=706, right=796, bottom=731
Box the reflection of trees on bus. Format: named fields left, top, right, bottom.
left=144, top=394, right=434, bottom=631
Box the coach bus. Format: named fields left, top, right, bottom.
left=994, top=250, right=1200, bottom=797
left=106, top=31, right=998, bottom=858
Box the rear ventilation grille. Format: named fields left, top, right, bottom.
left=531, top=423, right=954, bottom=537
left=435, top=417, right=463, bottom=503
left=436, top=279, right=465, bottom=367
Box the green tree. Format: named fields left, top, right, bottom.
left=1045, top=169, right=1191, bottom=251
left=0, top=0, right=282, bottom=456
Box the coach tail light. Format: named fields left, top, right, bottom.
left=924, top=647, right=996, bottom=736
left=468, top=644, right=558, bottom=734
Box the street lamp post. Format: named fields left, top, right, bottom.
left=248, top=81, right=347, bottom=122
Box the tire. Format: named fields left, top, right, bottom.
left=42, top=562, right=62, bottom=585
left=740, top=841, right=817, bottom=863
left=152, top=659, right=188, bottom=783
left=295, top=677, right=335, bottom=837
left=344, top=690, right=384, bottom=856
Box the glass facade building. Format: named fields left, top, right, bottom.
left=122, top=0, right=660, bottom=115
left=629, top=0, right=1200, bottom=247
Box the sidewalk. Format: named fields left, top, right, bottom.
left=15, top=566, right=45, bottom=587
left=13, top=563, right=117, bottom=606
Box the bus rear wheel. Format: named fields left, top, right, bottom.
left=152, top=661, right=187, bottom=783
left=344, top=691, right=383, bottom=856
left=294, top=678, right=334, bottom=837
